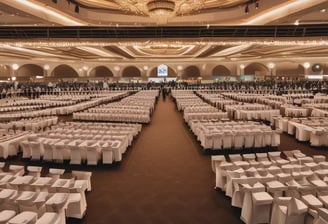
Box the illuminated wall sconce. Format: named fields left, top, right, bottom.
left=114, top=65, right=120, bottom=71
left=303, top=62, right=310, bottom=69
left=43, top=64, right=50, bottom=70
left=143, top=65, right=149, bottom=70
left=268, top=63, right=275, bottom=69
left=240, top=64, right=245, bottom=69
left=12, top=64, right=19, bottom=70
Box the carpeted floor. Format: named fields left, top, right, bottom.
left=4, top=94, right=328, bottom=224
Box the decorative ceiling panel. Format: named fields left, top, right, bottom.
left=76, top=0, right=248, bottom=16
left=0, top=0, right=327, bottom=65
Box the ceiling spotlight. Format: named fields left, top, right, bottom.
left=75, top=4, right=79, bottom=13
left=245, top=4, right=249, bottom=14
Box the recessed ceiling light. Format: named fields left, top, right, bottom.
left=320, top=9, right=326, bottom=13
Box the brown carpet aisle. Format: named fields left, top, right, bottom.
left=80, top=95, right=242, bottom=224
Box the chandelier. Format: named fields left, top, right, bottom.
left=147, top=0, right=176, bottom=24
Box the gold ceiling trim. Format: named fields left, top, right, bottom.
left=1, top=38, right=328, bottom=48
left=75, top=0, right=249, bottom=24
left=77, top=0, right=248, bottom=15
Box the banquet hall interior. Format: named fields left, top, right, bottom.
left=0, top=0, right=328, bottom=224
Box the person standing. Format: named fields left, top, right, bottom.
left=162, top=87, right=166, bottom=101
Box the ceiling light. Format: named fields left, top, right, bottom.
left=320, top=9, right=326, bottom=13
left=294, top=20, right=299, bottom=25
left=240, top=64, right=245, bottom=69
left=11, top=77, right=16, bottom=81
left=147, top=0, right=175, bottom=14
left=147, top=0, right=175, bottom=24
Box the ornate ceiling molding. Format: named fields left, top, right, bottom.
left=75, top=0, right=249, bottom=24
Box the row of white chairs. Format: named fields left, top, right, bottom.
left=294, top=96, right=328, bottom=105
left=120, top=90, right=159, bottom=111
left=199, top=91, right=288, bottom=110
left=39, top=94, right=91, bottom=102
left=0, top=163, right=92, bottom=224
left=184, top=112, right=228, bottom=122
left=0, top=100, right=75, bottom=112
left=73, top=111, right=150, bottom=124
left=194, top=91, right=228, bottom=108
left=274, top=117, right=328, bottom=146
left=190, top=120, right=280, bottom=149
left=212, top=150, right=328, bottom=224
left=54, top=121, right=142, bottom=134
left=20, top=137, right=124, bottom=165
left=184, top=105, right=218, bottom=113
left=196, top=91, right=285, bottom=122
left=0, top=117, right=58, bottom=133
left=171, top=90, right=207, bottom=111
left=172, top=91, right=229, bottom=122
left=0, top=131, right=30, bottom=159
left=311, top=108, right=328, bottom=117
left=281, top=104, right=310, bottom=117
left=19, top=123, right=141, bottom=164
left=0, top=92, right=128, bottom=120
left=73, top=91, right=158, bottom=124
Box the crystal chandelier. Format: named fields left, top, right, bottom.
left=147, top=0, right=176, bottom=24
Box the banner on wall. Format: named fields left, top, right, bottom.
left=157, top=64, right=168, bottom=77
